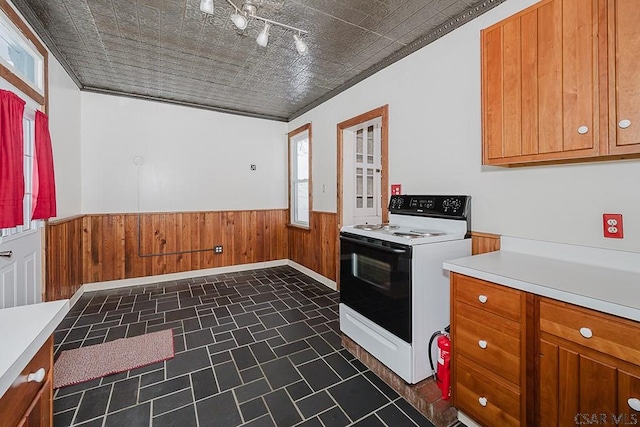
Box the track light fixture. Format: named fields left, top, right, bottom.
left=256, top=23, right=270, bottom=47
left=199, top=0, right=214, bottom=14
left=230, top=13, right=248, bottom=31
left=200, top=0, right=309, bottom=55
left=293, top=33, right=308, bottom=56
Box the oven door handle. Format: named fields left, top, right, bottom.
left=340, top=235, right=409, bottom=254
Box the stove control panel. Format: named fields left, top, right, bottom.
left=389, top=195, right=471, bottom=219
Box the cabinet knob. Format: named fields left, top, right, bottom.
left=478, top=295, right=488, bottom=304
left=478, top=340, right=488, bottom=349
left=628, top=398, right=640, bottom=411
left=579, top=327, right=593, bottom=339
left=619, top=119, right=631, bottom=129
left=27, top=368, right=46, bottom=383
left=478, top=397, right=488, bottom=407
left=577, top=125, right=589, bottom=135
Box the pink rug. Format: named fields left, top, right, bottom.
left=53, top=329, right=175, bottom=389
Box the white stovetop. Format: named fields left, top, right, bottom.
left=0, top=300, right=69, bottom=398
left=443, top=236, right=640, bottom=322
left=341, top=214, right=468, bottom=245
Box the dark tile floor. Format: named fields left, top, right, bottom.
left=52, top=266, right=454, bottom=427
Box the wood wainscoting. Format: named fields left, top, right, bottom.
left=46, top=210, right=289, bottom=300
left=288, top=212, right=338, bottom=281
left=46, top=216, right=84, bottom=301
left=470, top=231, right=501, bottom=255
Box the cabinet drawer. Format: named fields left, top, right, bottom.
left=454, top=274, right=522, bottom=321
left=455, top=304, right=521, bottom=385
left=455, top=355, right=521, bottom=427
left=539, top=298, right=640, bottom=366
left=0, top=337, right=53, bottom=427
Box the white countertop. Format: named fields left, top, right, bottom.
left=0, top=300, right=69, bottom=398
left=443, top=237, right=640, bottom=322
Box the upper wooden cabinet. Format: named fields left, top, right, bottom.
left=608, top=0, right=640, bottom=154
left=482, top=0, right=640, bottom=166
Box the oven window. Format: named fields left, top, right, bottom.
left=353, top=254, right=392, bottom=290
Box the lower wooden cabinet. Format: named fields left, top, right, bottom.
left=538, top=298, right=640, bottom=427
left=0, top=337, right=53, bottom=427
left=450, top=273, right=533, bottom=427
left=450, top=274, right=640, bottom=427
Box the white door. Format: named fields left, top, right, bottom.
left=0, top=229, right=42, bottom=308
left=0, top=114, right=43, bottom=309
left=347, top=120, right=382, bottom=225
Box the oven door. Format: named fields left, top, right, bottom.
left=339, top=232, right=412, bottom=343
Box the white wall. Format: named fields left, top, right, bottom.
left=290, top=0, right=640, bottom=253
left=81, top=93, right=288, bottom=213
left=48, top=57, right=82, bottom=219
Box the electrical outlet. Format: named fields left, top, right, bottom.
left=214, top=245, right=223, bottom=253
left=391, top=184, right=401, bottom=195
left=250, top=164, right=256, bottom=171
left=603, top=214, right=623, bottom=239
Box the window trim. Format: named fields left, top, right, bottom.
left=0, top=0, right=48, bottom=108
left=287, top=123, right=312, bottom=230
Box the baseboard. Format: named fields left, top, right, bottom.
left=287, top=260, right=337, bottom=290
left=82, top=260, right=289, bottom=293
left=457, top=411, right=481, bottom=427
left=67, top=259, right=336, bottom=310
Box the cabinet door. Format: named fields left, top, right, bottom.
left=17, top=378, right=52, bottom=427
left=482, top=0, right=599, bottom=165
left=619, top=370, right=640, bottom=424
left=608, top=0, right=640, bottom=153
left=538, top=339, right=617, bottom=426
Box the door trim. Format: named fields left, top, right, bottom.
left=336, top=105, right=389, bottom=289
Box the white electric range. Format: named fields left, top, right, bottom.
left=339, top=195, right=472, bottom=384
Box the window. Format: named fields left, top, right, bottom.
left=0, top=3, right=47, bottom=105
left=1, top=113, right=36, bottom=238
left=288, top=124, right=312, bottom=227
left=0, top=2, right=46, bottom=239
left=0, top=12, right=43, bottom=94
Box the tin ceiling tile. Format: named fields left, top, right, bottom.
left=12, top=0, right=506, bottom=120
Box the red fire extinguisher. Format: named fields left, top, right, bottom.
left=436, top=334, right=451, bottom=400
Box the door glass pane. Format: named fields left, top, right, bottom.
left=295, top=181, right=308, bottom=224
left=356, top=129, right=363, bottom=163
left=296, top=139, right=308, bottom=180
left=367, top=125, right=374, bottom=164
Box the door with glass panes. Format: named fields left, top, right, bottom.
left=352, top=122, right=382, bottom=224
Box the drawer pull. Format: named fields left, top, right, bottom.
left=27, top=368, right=46, bottom=383
left=629, top=398, right=640, bottom=411
left=478, top=295, right=488, bottom=304
left=478, top=340, right=488, bottom=349
left=478, top=397, right=488, bottom=407
left=579, top=327, right=593, bottom=339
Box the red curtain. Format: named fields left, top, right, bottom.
left=32, top=110, right=57, bottom=220
left=0, top=90, right=26, bottom=228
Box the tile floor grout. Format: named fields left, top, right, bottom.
left=51, top=266, right=462, bottom=427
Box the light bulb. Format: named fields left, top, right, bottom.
left=199, top=0, right=214, bottom=14
left=230, top=13, right=248, bottom=30
left=294, top=34, right=308, bottom=56
left=256, top=23, right=270, bottom=47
